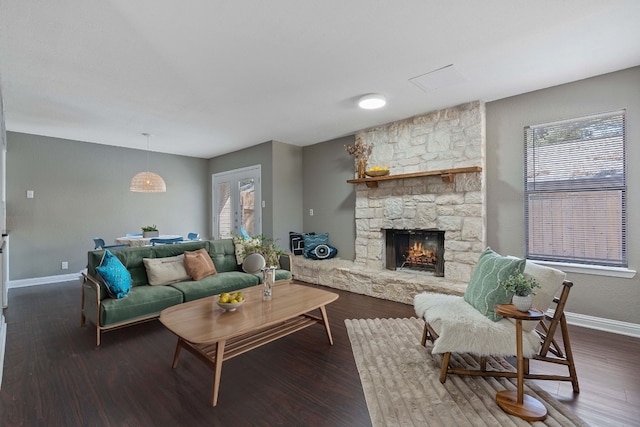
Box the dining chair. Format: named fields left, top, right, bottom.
left=150, top=237, right=184, bottom=246
left=125, top=233, right=143, bottom=237
left=93, top=238, right=127, bottom=250
left=187, top=232, right=200, bottom=240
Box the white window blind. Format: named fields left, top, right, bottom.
left=524, top=110, right=626, bottom=267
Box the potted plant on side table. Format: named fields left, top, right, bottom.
left=499, top=273, right=541, bottom=312
left=142, top=224, right=159, bottom=238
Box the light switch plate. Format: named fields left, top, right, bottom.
left=27, top=190, right=34, bottom=199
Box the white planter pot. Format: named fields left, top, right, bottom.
left=512, top=294, right=533, bottom=312
left=143, top=231, right=159, bottom=238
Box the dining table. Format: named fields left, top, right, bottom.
left=115, top=235, right=184, bottom=247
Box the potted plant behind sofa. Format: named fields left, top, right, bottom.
left=142, top=224, right=159, bottom=238
left=499, top=273, right=541, bottom=312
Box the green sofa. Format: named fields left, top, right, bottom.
left=81, top=239, right=292, bottom=346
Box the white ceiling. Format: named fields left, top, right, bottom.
left=1, top=1, right=639, bottom=159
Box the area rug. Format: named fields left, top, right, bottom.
left=345, top=317, right=589, bottom=427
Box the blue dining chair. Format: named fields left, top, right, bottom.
left=187, top=232, right=200, bottom=240
left=150, top=237, right=184, bottom=246
left=126, top=233, right=143, bottom=237
left=93, top=238, right=127, bottom=250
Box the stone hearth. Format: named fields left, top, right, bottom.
left=292, top=101, right=486, bottom=305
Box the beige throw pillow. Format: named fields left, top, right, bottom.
left=184, top=248, right=217, bottom=281
left=143, top=255, right=190, bottom=286
left=517, top=261, right=567, bottom=332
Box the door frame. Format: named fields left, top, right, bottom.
left=212, top=165, right=262, bottom=240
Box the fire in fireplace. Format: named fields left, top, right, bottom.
left=385, top=229, right=445, bottom=276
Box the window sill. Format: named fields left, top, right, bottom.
left=529, top=260, right=636, bottom=279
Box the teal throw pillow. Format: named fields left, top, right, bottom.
left=303, top=233, right=329, bottom=258
left=96, top=250, right=132, bottom=299
left=463, top=247, right=525, bottom=321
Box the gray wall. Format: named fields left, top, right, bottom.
left=302, top=135, right=356, bottom=260
left=6, top=132, right=209, bottom=281
left=272, top=141, right=303, bottom=251
left=486, top=67, right=640, bottom=324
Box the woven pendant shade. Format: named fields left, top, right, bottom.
left=129, top=171, right=166, bottom=192
left=130, top=133, right=166, bottom=193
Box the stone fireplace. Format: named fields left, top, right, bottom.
left=293, top=101, right=487, bottom=304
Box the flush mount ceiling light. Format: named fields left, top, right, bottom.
left=129, top=133, right=166, bottom=193
left=358, top=93, right=386, bottom=110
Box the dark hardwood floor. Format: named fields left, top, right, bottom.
left=1, top=280, right=639, bottom=426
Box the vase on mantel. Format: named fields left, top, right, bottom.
left=357, top=158, right=367, bottom=179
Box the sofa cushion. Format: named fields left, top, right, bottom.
left=143, top=255, right=190, bottom=286
left=100, top=285, right=184, bottom=327
left=249, top=269, right=292, bottom=283
left=184, top=248, right=217, bottom=281
left=463, top=247, right=526, bottom=321
left=151, top=241, right=207, bottom=258
left=207, top=239, right=240, bottom=273
left=96, top=250, right=132, bottom=299
left=170, top=271, right=260, bottom=302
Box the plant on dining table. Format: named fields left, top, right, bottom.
left=141, top=225, right=158, bottom=232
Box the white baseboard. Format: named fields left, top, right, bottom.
left=0, top=314, right=6, bottom=390
left=7, top=272, right=82, bottom=289
left=563, top=311, right=640, bottom=338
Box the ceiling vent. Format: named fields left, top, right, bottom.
left=409, top=65, right=468, bottom=92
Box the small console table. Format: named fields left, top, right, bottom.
left=494, top=304, right=547, bottom=422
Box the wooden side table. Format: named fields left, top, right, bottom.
left=494, top=304, right=547, bottom=422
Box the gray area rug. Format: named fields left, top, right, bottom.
left=345, top=317, right=589, bottom=427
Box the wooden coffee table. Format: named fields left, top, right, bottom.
left=159, top=282, right=339, bottom=406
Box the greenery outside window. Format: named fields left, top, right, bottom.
left=524, top=110, right=626, bottom=267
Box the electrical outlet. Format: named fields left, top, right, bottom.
left=61, top=261, right=69, bottom=270
left=309, top=208, right=314, bottom=216
left=27, top=190, right=34, bottom=199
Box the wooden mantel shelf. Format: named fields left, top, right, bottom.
left=346, top=166, right=482, bottom=188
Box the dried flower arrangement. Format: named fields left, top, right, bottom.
left=344, top=136, right=372, bottom=160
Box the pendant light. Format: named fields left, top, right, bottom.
left=129, top=133, right=166, bottom=193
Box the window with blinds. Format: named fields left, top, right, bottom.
left=524, top=110, right=626, bottom=267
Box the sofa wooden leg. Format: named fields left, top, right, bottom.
left=96, top=328, right=101, bottom=347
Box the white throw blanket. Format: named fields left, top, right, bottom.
left=413, top=292, right=541, bottom=358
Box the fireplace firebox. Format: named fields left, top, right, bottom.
left=385, top=229, right=445, bottom=276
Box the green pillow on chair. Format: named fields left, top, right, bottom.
left=463, top=247, right=525, bottom=321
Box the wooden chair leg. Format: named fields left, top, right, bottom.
left=421, top=322, right=428, bottom=346
left=480, top=356, right=487, bottom=372
left=560, top=315, right=580, bottom=393
left=440, top=352, right=451, bottom=383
